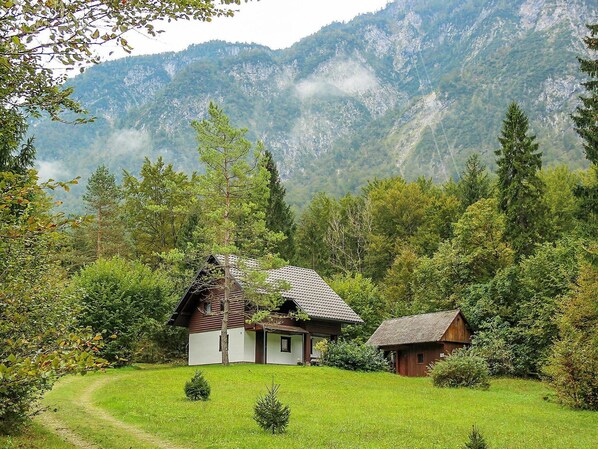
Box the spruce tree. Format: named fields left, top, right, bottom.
left=572, top=24, right=598, bottom=165
left=264, top=150, right=296, bottom=260
left=495, top=102, right=546, bottom=257
left=463, top=426, right=488, bottom=449
left=253, top=381, right=290, bottom=434
left=457, top=153, right=492, bottom=209
left=571, top=24, right=598, bottom=237
left=82, top=165, right=127, bottom=259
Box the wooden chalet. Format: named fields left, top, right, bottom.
left=367, top=310, right=472, bottom=377
left=168, top=255, right=363, bottom=366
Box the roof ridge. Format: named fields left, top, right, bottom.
left=385, top=309, right=460, bottom=321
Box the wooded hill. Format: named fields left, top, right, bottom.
left=31, top=0, right=596, bottom=210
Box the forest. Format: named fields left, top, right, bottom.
left=1, top=5, right=597, bottom=441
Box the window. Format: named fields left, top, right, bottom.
left=219, top=334, right=229, bottom=352
left=220, top=300, right=225, bottom=312
left=204, top=302, right=212, bottom=314
left=417, top=353, right=424, bottom=364
left=281, top=336, right=291, bottom=353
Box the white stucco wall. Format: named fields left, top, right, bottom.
left=266, top=333, right=303, bottom=365
left=189, top=327, right=254, bottom=365
left=311, top=336, right=326, bottom=359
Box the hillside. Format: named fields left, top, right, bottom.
left=12, top=364, right=595, bottom=449
left=31, top=0, right=597, bottom=209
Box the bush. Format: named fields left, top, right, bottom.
left=71, top=257, right=175, bottom=364
left=429, top=349, right=490, bottom=389
left=321, top=341, right=388, bottom=372
left=253, top=382, right=290, bottom=434
left=545, top=264, right=598, bottom=410
left=184, top=371, right=211, bottom=401
left=463, top=426, right=488, bottom=449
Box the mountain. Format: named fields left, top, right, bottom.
left=31, top=0, right=597, bottom=210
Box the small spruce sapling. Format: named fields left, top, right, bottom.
left=463, top=426, right=488, bottom=449
left=253, top=381, right=290, bottom=434
left=184, top=371, right=211, bottom=401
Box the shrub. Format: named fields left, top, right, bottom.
left=545, top=264, right=598, bottom=410
left=253, top=382, right=290, bottom=434
left=429, top=349, right=490, bottom=389
left=321, top=341, right=388, bottom=372
left=463, top=426, right=488, bottom=449
left=71, top=257, right=175, bottom=364
left=184, top=371, right=211, bottom=401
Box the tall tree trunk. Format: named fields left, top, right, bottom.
left=221, top=171, right=231, bottom=366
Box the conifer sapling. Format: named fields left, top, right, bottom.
left=253, top=381, right=290, bottom=434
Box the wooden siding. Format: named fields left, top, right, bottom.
left=441, top=313, right=472, bottom=343
left=302, top=320, right=342, bottom=336
left=395, top=341, right=468, bottom=376
left=188, top=288, right=245, bottom=334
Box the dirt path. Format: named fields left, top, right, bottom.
left=37, top=411, right=100, bottom=449
left=40, top=374, right=187, bottom=449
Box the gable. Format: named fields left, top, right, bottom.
left=367, top=310, right=467, bottom=347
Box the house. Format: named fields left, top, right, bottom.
left=367, top=309, right=471, bottom=377
left=168, top=255, right=363, bottom=365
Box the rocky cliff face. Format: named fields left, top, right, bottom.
left=32, top=0, right=596, bottom=208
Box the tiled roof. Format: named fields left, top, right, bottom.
left=214, top=255, right=363, bottom=324
left=367, top=310, right=461, bottom=347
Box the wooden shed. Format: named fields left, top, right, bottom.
left=367, top=310, right=472, bottom=377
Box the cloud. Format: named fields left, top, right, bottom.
left=295, top=59, right=379, bottom=100
left=105, top=128, right=152, bottom=156
left=36, top=160, right=69, bottom=181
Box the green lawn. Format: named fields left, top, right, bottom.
left=6, top=364, right=597, bottom=449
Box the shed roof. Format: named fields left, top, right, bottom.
left=367, top=310, right=464, bottom=347
left=168, top=255, right=363, bottom=326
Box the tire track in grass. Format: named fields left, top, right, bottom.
left=79, top=375, right=187, bottom=449
left=37, top=411, right=100, bottom=449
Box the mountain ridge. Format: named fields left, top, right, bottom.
left=31, top=0, right=597, bottom=209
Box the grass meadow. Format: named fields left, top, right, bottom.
left=2, top=364, right=597, bottom=449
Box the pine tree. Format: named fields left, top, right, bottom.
left=193, top=103, right=286, bottom=365
left=572, top=24, right=598, bottom=165
left=495, top=102, right=546, bottom=257
left=457, top=153, right=492, bottom=210
left=463, top=426, right=488, bottom=449
left=253, top=381, right=290, bottom=434
left=82, top=165, right=127, bottom=259
left=264, top=150, right=296, bottom=260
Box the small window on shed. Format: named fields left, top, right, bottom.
left=281, top=336, right=291, bottom=353
left=204, top=302, right=212, bottom=314
left=417, top=353, right=424, bottom=364
left=220, top=300, right=225, bottom=312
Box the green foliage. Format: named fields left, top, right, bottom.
left=123, top=157, right=196, bottom=265
left=192, top=103, right=287, bottom=364
left=1, top=0, right=239, bottom=124
left=264, top=150, right=296, bottom=260
left=327, top=273, right=386, bottom=343
left=545, top=263, right=598, bottom=410
left=469, top=318, right=516, bottom=376
left=540, top=166, right=582, bottom=240
left=429, top=349, right=490, bottom=389
left=321, top=341, right=388, bottom=372
left=462, top=426, right=488, bottom=449
left=457, top=153, right=493, bottom=210
left=79, top=165, right=129, bottom=261
left=184, top=371, right=211, bottom=401
left=495, top=102, right=546, bottom=257
left=572, top=24, right=598, bottom=165
left=0, top=171, right=104, bottom=434
left=71, top=257, right=174, bottom=364
left=253, top=381, right=290, bottom=434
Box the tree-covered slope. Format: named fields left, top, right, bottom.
left=31, top=0, right=597, bottom=209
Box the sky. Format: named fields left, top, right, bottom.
left=108, top=0, right=391, bottom=59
